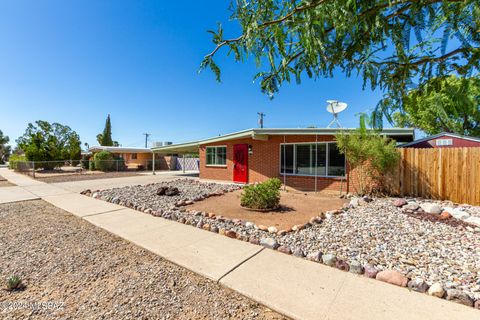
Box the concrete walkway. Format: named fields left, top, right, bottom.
left=0, top=168, right=478, bottom=320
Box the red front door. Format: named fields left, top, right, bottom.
left=233, top=144, right=248, bottom=183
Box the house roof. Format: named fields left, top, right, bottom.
left=89, top=146, right=152, bottom=153
left=398, top=132, right=480, bottom=148
left=152, top=127, right=415, bottom=154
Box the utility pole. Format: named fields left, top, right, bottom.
left=257, top=112, right=266, bottom=128
left=143, top=133, right=150, bottom=148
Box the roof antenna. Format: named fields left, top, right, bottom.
left=326, top=100, right=348, bottom=128
left=257, top=112, right=266, bottom=128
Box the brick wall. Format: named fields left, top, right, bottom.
left=199, top=135, right=356, bottom=193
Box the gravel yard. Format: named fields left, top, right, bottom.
left=0, top=200, right=286, bottom=319
left=90, top=179, right=480, bottom=308
left=35, top=171, right=140, bottom=183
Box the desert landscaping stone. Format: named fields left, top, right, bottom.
left=376, top=270, right=409, bottom=287
left=393, top=198, right=407, bottom=207
left=277, top=246, right=292, bottom=255
left=408, top=278, right=429, bottom=293
left=364, top=264, right=379, bottom=278
left=420, top=203, right=443, bottom=214
left=403, top=202, right=420, bottom=211
left=464, top=216, right=480, bottom=227
left=268, top=226, right=278, bottom=234
left=474, top=300, right=480, bottom=309
left=306, top=251, right=322, bottom=262
left=260, top=237, right=279, bottom=250
left=446, top=289, right=474, bottom=307
left=293, top=247, right=305, bottom=258
left=322, top=253, right=336, bottom=267
left=335, top=259, right=349, bottom=271
left=428, top=282, right=446, bottom=298
left=349, top=261, right=364, bottom=274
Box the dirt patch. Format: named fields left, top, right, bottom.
left=35, top=171, right=141, bottom=183
left=0, top=176, right=15, bottom=187
left=0, top=200, right=286, bottom=319
left=187, top=189, right=348, bottom=230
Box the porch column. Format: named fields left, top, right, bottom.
left=152, top=152, right=156, bottom=175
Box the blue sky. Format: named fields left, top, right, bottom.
left=0, top=0, right=392, bottom=149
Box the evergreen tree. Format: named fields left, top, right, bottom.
left=100, top=114, right=114, bottom=146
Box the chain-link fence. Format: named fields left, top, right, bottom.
left=9, top=157, right=200, bottom=179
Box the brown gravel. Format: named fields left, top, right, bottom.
left=187, top=189, right=348, bottom=230
left=0, top=200, right=287, bottom=320
left=35, top=171, right=140, bottom=183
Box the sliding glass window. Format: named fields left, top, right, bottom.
left=280, top=142, right=345, bottom=177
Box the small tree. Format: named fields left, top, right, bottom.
left=0, top=130, right=11, bottom=164
left=335, top=116, right=399, bottom=195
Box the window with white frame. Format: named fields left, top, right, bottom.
left=435, top=139, right=453, bottom=146
left=280, top=143, right=345, bottom=177
left=206, top=146, right=227, bottom=166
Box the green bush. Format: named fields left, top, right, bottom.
left=8, top=154, right=27, bottom=170
left=89, top=160, right=95, bottom=171
left=240, top=178, right=282, bottom=210
left=94, top=151, right=115, bottom=171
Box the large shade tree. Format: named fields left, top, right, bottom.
left=200, top=0, right=479, bottom=126
left=16, top=121, right=81, bottom=165
left=393, top=75, right=480, bottom=136
left=0, top=130, right=11, bottom=164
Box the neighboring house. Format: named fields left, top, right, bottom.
left=399, top=132, right=480, bottom=148
left=152, top=128, right=414, bottom=193
left=89, top=146, right=175, bottom=170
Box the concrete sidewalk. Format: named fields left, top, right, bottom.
left=0, top=168, right=478, bottom=320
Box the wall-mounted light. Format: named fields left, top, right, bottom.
left=248, top=145, right=253, bottom=155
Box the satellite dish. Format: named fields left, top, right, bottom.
left=326, top=100, right=348, bottom=128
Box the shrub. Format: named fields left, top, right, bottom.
left=335, top=115, right=400, bottom=195
left=240, top=178, right=282, bottom=210
left=89, top=159, right=95, bottom=171
left=8, top=154, right=27, bottom=170
left=6, top=275, right=23, bottom=291
left=94, top=151, right=115, bottom=171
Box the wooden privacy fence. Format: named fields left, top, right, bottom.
left=387, top=147, right=480, bottom=205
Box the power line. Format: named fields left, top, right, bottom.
left=257, top=112, right=266, bottom=128
left=143, top=133, right=151, bottom=148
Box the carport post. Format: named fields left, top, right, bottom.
left=182, top=154, right=186, bottom=173
left=152, top=152, right=156, bottom=175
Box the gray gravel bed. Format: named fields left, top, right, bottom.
left=88, top=179, right=480, bottom=307
left=0, top=200, right=286, bottom=320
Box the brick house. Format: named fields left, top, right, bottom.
left=152, top=128, right=414, bottom=193
left=399, top=132, right=480, bottom=148
left=89, top=146, right=175, bottom=170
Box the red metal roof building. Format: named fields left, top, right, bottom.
left=399, top=132, right=480, bottom=148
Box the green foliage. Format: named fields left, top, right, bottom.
left=89, top=159, right=95, bottom=171
left=393, top=76, right=480, bottom=136
left=8, top=154, right=26, bottom=170
left=6, top=275, right=23, bottom=291
left=100, top=115, right=114, bottom=146
left=0, top=130, right=11, bottom=164
left=94, top=151, right=115, bottom=171
left=240, top=178, right=282, bottom=210
left=336, top=115, right=399, bottom=195
left=201, top=0, right=480, bottom=120
left=16, top=121, right=81, bottom=169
